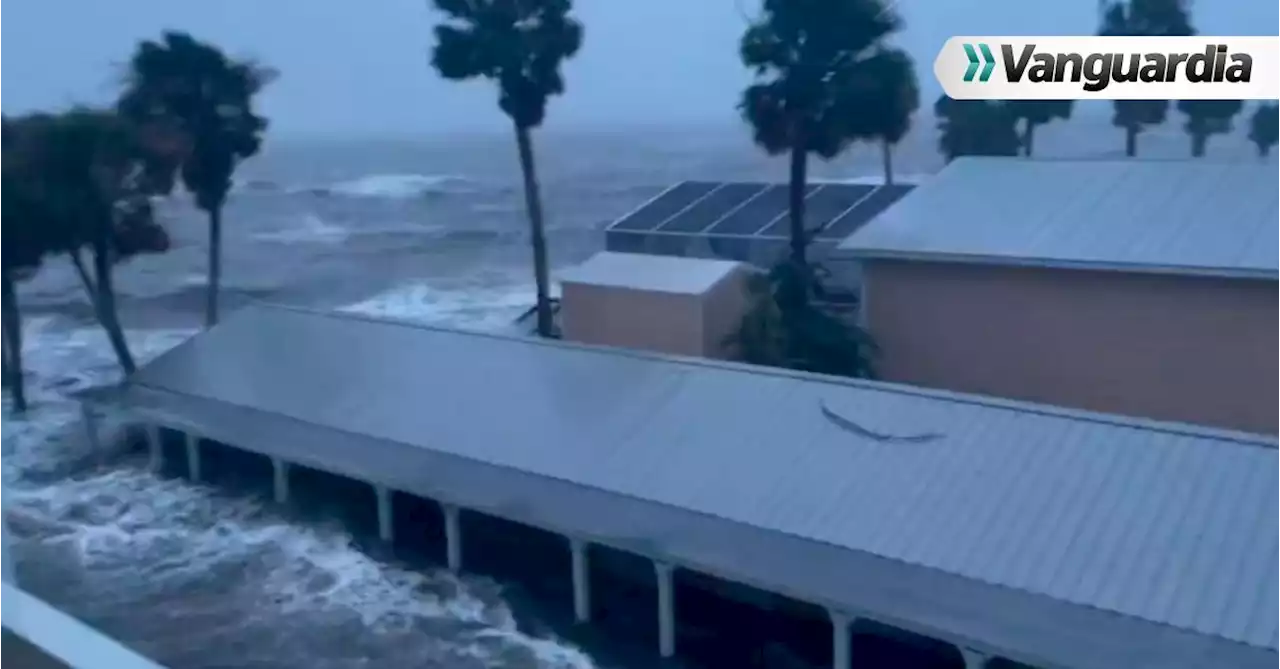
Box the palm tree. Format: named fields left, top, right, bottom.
left=1099, top=0, right=1195, bottom=157
left=119, top=32, right=272, bottom=327
left=1006, top=100, right=1073, bottom=157
left=849, top=48, right=919, bottom=185
left=728, top=261, right=878, bottom=379
left=430, top=0, right=583, bottom=339
left=935, top=96, right=1021, bottom=162
left=1177, top=99, right=1244, bottom=157
left=3, top=110, right=175, bottom=378
left=1, top=118, right=48, bottom=412
left=1247, top=103, right=1277, bottom=157
left=739, top=0, right=904, bottom=267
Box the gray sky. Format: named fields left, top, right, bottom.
left=3, top=0, right=1276, bottom=136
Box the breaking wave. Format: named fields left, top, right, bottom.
left=315, top=174, right=476, bottom=200
left=251, top=213, right=351, bottom=245
left=225, top=174, right=478, bottom=200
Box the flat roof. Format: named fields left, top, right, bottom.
left=559, top=252, right=743, bottom=296
left=837, top=158, right=1280, bottom=280
left=105, top=305, right=1277, bottom=669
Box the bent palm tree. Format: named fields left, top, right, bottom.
left=119, top=31, right=272, bottom=327
left=431, top=0, right=583, bottom=338
left=739, top=0, right=902, bottom=267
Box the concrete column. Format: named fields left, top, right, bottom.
left=830, top=610, right=853, bottom=669
left=375, top=486, right=394, bottom=543
left=959, top=647, right=989, bottom=669
left=443, top=504, right=462, bottom=571
left=271, top=458, right=291, bottom=505
left=145, top=423, right=163, bottom=473
left=655, top=561, right=676, bottom=658
left=184, top=432, right=202, bottom=483
left=80, top=404, right=101, bottom=451
left=570, top=538, right=591, bottom=623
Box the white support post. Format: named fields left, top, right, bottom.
left=271, top=458, right=290, bottom=505
left=830, top=610, right=853, bottom=669
left=80, top=404, right=101, bottom=452
left=443, top=504, right=462, bottom=572
left=570, top=538, right=591, bottom=623
left=960, top=647, right=989, bottom=669
left=184, top=433, right=201, bottom=483
left=375, top=486, right=394, bottom=543
left=655, top=561, right=676, bottom=658
left=2, top=494, right=15, bottom=585
left=145, top=423, right=163, bottom=473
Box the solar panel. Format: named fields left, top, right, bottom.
left=609, top=181, right=719, bottom=232
left=705, top=184, right=819, bottom=236
left=756, top=184, right=876, bottom=239
left=657, top=183, right=768, bottom=233
left=816, top=184, right=915, bottom=240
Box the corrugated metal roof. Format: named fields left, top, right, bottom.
left=119, top=305, right=1278, bottom=668
left=837, top=158, right=1280, bottom=280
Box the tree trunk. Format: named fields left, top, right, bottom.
left=1190, top=132, right=1208, bottom=158
left=72, top=249, right=137, bottom=376
left=1022, top=123, right=1036, bottom=157
left=1257, top=142, right=1271, bottom=158
left=1124, top=126, right=1139, bottom=157
left=787, top=146, right=809, bottom=267
left=514, top=124, right=555, bottom=339
left=2, top=271, right=28, bottom=412
left=880, top=141, right=894, bottom=186
left=205, top=206, right=223, bottom=328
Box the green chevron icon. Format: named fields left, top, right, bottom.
left=963, top=43, right=996, bottom=82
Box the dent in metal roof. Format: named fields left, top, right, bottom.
left=837, top=158, right=1280, bottom=279
left=125, top=304, right=1278, bottom=664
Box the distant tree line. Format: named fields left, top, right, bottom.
left=938, top=0, right=1278, bottom=163
left=2, top=32, right=270, bottom=412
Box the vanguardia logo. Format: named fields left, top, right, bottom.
left=935, top=37, right=1279, bottom=101
left=999, top=44, right=1252, bottom=92
left=962, top=43, right=996, bottom=82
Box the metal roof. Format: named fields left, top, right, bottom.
left=836, top=158, right=1280, bottom=280
left=108, top=305, right=1277, bottom=669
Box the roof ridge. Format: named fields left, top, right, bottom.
left=245, top=301, right=1278, bottom=450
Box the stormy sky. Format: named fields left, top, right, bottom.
left=3, top=0, right=1276, bottom=136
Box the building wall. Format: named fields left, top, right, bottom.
left=701, top=268, right=752, bottom=359
left=862, top=259, right=1279, bottom=435
left=560, top=283, right=707, bottom=358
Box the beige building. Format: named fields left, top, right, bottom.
left=836, top=158, right=1279, bottom=435
left=558, top=251, right=752, bottom=359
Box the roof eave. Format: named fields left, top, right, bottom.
left=832, top=248, right=1280, bottom=282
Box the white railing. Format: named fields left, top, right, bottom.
left=5, top=500, right=164, bottom=667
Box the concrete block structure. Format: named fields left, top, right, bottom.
left=559, top=251, right=751, bottom=359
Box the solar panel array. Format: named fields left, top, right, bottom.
left=607, top=180, right=915, bottom=242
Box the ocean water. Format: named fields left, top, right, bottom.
left=2, top=120, right=1268, bottom=668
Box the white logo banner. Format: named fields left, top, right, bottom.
left=934, top=36, right=1280, bottom=100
